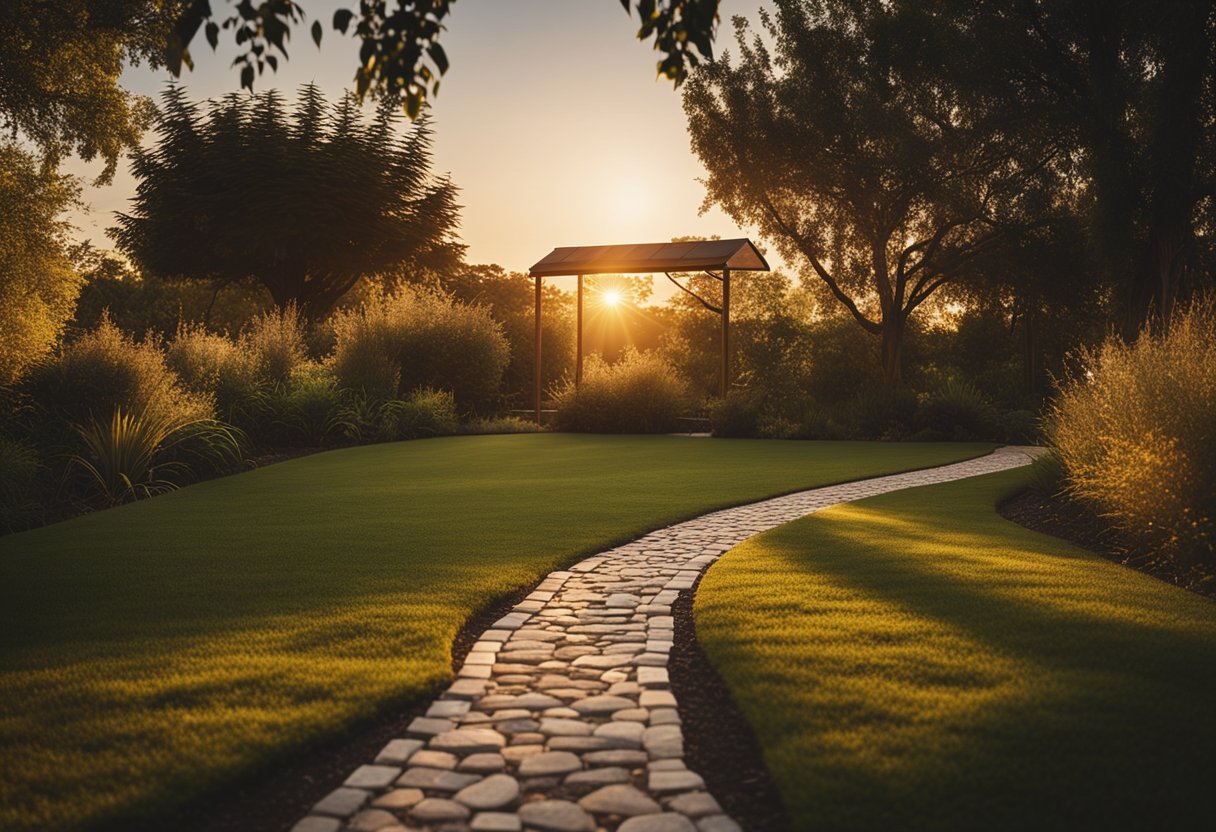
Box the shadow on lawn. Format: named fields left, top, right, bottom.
left=760, top=504, right=1216, bottom=831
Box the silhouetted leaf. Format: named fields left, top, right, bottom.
left=311, top=20, right=323, bottom=47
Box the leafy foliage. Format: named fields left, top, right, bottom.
left=0, top=1, right=166, bottom=182
left=554, top=349, right=690, bottom=433
left=74, top=254, right=274, bottom=340
left=0, top=145, right=84, bottom=385
left=170, top=1, right=721, bottom=117
left=0, top=437, right=45, bottom=533
left=1049, top=301, right=1216, bottom=564
left=113, top=84, right=464, bottom=319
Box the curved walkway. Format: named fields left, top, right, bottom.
left=293, top=446, right=1042, bottom=832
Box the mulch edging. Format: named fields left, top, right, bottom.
left=670, top=571, right=793, bottom=831
left=999, top=491, right=1215, bottom=599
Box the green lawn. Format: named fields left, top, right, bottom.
left=0, top=434, right=990, bottom=830
left=696, top=467, right=1216, bottom=831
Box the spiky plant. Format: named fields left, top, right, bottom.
left=71, top=407, right=243, bottom=506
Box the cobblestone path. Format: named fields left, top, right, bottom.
left=293, top=447, right=1042, bottom=832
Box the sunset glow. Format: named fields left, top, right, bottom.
left=601, top=289, right=623, bottom=308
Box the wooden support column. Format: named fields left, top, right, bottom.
left=534, top=274, right=542, bottom=424
left=576, top=275, right=584, bottom=386
left=720, top=267, right=731, bottom=397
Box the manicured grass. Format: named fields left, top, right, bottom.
left=696, top=467, right=1216, bottom=831
left=0, top=435, right=990, bottom=830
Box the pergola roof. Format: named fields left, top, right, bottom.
left=528, top=238, right=769, bottom=277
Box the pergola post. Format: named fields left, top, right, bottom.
left=576, top=275, right=584, bottom=386
left=534, top=274, right=542, bottom=424
left=720, top=266, right=731, bottom=397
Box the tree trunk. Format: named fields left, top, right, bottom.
left=880, top=314, right=905, bottom=390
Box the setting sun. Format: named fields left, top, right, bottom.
left=601, top=289, right=623, bottom=308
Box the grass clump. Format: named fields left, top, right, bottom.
left=1048, top=301, right=1216, bottom=565
left=697, top=467, right=1216, bottom=831
left=0, top=436, right=991, bottom=830
left=554, top=349, right=690, bottom=433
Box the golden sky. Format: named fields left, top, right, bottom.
left=65, top=0, right=776, bottom=301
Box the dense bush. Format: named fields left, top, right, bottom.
left=554, top=350, right=690, bottom=434
left=0, top=436, right=45, bottom=532
left=24, top=316, right=212, bottom=429
left=380, top=389, right=459, bottom=440
left=242, top=363, right=344, bottom=448
left=165, top=324, right=263, bottom=417
left=331, top=287, right=509, bottom=412
left=1048, top=302, right=1216, bottom=564
left=461, top=416, right=544, bottom=435
left=242, top=305, right=307, bottom=385
left=914, top=379, right=999, bottom=441
left=709, top=391, right=761, bottom=438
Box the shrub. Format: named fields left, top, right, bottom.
left=246, top=363, right=345, bottom=448
left=166, top=323, right=262, bottom=420
left=380, top=389, right=459, bottom=440
left=461, top=416, right=544, bottom=435
left=840, top=388, right=918, bottom=440
left=24, top=315, right=213, bottom=429
left=241, top=304, right=307, bottom=384
left=915, top=379, right=1000, bottom=441
left=709, top=391, right=761, bottom=438
left=1048, top=301, right=1216, bottom=564
left=331, top=287, right=509, bottom=412
left=0, top=436, right=46, bottom=532
left=554, top=350, right=690, bottom=434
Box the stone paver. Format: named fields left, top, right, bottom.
left=293, top=447, right=1041, bottom=831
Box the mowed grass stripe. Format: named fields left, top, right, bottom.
left=695, top=467, right=1216, bottom=831
left=0, top=435, right=990, bottom=830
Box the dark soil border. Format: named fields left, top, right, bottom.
left=999, top=490, right=1215, bottom=599
left=670, top=572, right=793, bottom=831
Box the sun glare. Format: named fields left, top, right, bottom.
left=602, top=289, right=623, bottom=307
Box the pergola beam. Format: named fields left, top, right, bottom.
left=527, top=238, right=768, bottom=420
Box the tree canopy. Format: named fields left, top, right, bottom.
left=685, top=0, right=1059, bottom=387
left=0, top=0, right=178, bottom=183
left=113, top=84, right=464, bottom=319
left=946, top=0, right=1216, bottom=335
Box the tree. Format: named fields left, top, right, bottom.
left=113, top=84, right=464, bottom=320
left=684, top=0, right=1060, bottom=388
left=170, top=1, right=722, bottom=117
left=0, top=144, right=85, bottom=385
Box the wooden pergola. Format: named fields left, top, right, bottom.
left=527, top=238, right=770, bottom=423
